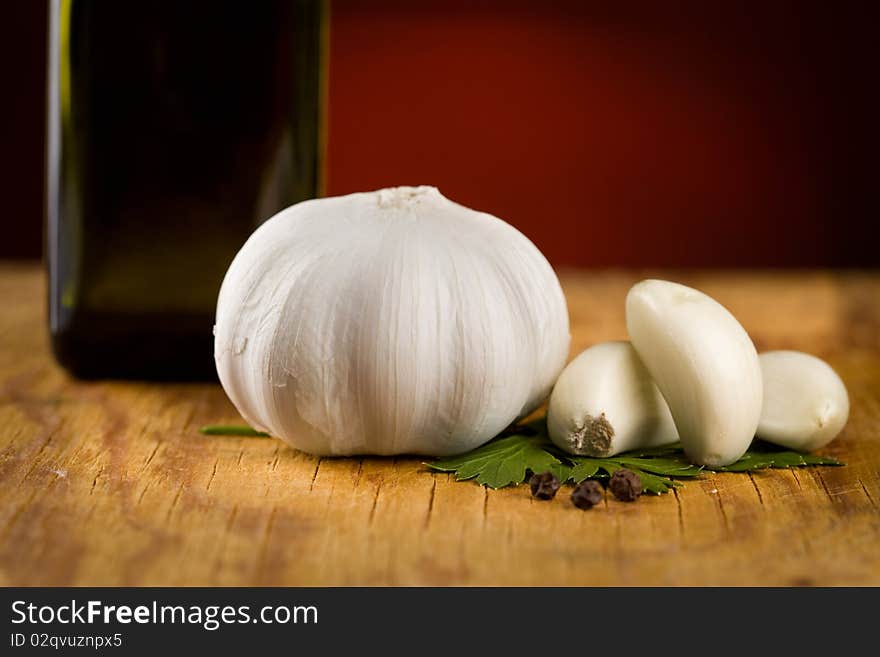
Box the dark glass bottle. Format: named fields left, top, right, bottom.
left=46, top=0, right=324, bottom=380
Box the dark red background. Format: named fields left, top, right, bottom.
left=2, top=1, right=874, bottom=266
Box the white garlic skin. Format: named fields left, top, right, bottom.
left=547, top=341, right=679, bottom=457
left=757, top=350, right=849, bottom=451
left=625, top=279, right=763, bottom=467
left=214, top=186, right=570, bottom=456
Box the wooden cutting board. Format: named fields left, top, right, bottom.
left=1, top=263, right=878, bottom=585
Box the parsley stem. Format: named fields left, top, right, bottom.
left=199, top=424, right=270, bottom=437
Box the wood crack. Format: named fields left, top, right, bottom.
left=368, top=482, right=382, bottom=526
left=858, top=478, right=877, bottom=509
left=225, top=504, right=239, bottom=533
left=308, top=458, right=322, bottom=492
left=206, top=458, right=220, bottom=492
left=89, top=466, right=104, bottom=496
left=21, top=430, right=58, bottom=483
left=141, top=442, right=161, bottom=470
left=353, top=459, right=364, bottom=489
left=814, top=470, right=836, bottom=504
left=255, top=506, right=278, bottom=582
left=748, top=473, right=765, bottom=508
left=164, top=483, right=185, bottom=523
left=424, top=479, right=436, bottom=529
left=136, top=482, right=152, bottom=506
left=713, top=479, right=731, bottom=534
left=672, top=487, right=685, bottom=540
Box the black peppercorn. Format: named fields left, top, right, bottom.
left=571, top=480, right=604, bottom=509
left=529, top=471, right=561, bottom=500
left=609, top=469, right=642, bottom=501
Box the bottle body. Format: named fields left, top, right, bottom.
left=46, top=0, right=324, bottom=379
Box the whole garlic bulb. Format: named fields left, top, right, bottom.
left=214, top=186, right=570, bottom=456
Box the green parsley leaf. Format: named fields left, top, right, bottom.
left=426, top=420, right=843, bottom=495
left=569, top=459, right=601, bottom=482
left=425, top=433, right=570, bottom=489
left=627, top=468, right=681, bottom=495
left=714, top=440, right=842, bottom=472
left=567, top=458, right=683, bottom=495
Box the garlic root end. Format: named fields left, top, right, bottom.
left=569, top=413, right=615, bottom=456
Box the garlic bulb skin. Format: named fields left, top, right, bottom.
left=625, top=279, right=763, bottom=467
left=547, top=341, right=678, bottom=457
left=214, top=186, right=570, bottom=456
left=757, top=350, right=849, bottom=451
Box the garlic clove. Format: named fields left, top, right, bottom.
left=757, top=350, right=849, bottom=451
left=547, top=341, right=678, bottom=457
left=625, top=279, right=763, bottom=467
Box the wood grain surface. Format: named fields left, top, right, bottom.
left=1, top=263, right=878, bottom=586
